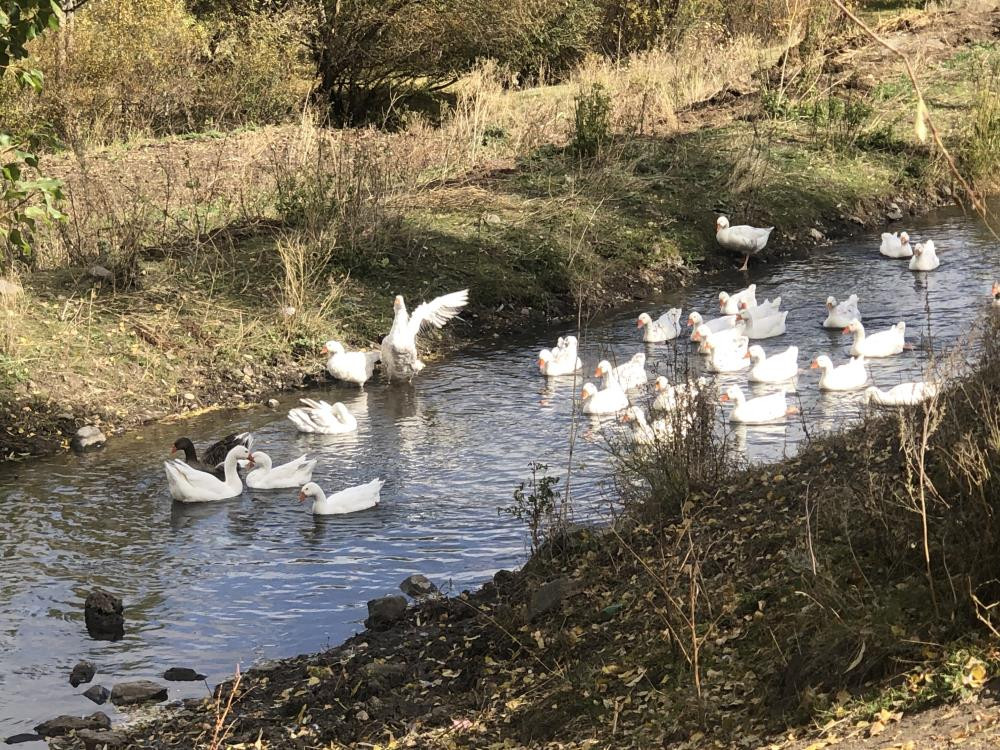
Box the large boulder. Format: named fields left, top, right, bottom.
left=4, top=734, right=43, bottom=745
left=84, top=589, right=124, bottom=641
left=69, top=660, right=96, bottom=687
left=527, top=578, right=577, bottom=621
left=71, top=425, right=106, bottom=453
left=110, top=680, right=167, bottom=706
left=77, top=729, right=128, bottom=749
left=399, top=574, right=437, bottom=599
left=33, top=712, right=110, bottom=738
left=364, top=595, right=407, bottom=630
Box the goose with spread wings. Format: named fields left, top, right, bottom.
left=380, top=289, right=469, bottom=382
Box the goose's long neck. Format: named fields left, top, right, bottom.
left=852, top=326, right=865, bottom=345
left=389, top=305, right=409, bottom=336
left=731, top=390, right=746, bottom=406
left=311, top=487, right=328, bottom=512
left=222, top=451, right=243, bottom=488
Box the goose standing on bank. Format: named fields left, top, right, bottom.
left=637, top=309, right=683, bottom=343
left=823, top=295, right=861, bottom=329
left=322, top=341, right=381, bottom=386
left=164, top=445, right=252, bottom=503
left=171, top=432, right=253, bottom=479
left=746, top=345, right=799, bottom=383
left=245, top=452, right=317, bottom=489
left=843, top=320, right=906, bottom=358
left=718, top=284, right=758, bottom=314
left=716, top=217, right=774, bottom=272
left=865, top=381, right=939, bottom=406
left=539, top=336, right=582, bottom=377
left=909, top=240, right=940, bottom=271
left=299, top=479, right=384, bottom=515
left=287, top=399, right=358, bottom=434
left=380, top=289, right=469, bottom=382
left=811, top=355, right=868, bottom=391
left=880, top=231, right=912, bottom=258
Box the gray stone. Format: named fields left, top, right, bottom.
left=364, top=595, right=407, bottom=630
left=34, top=712, right=110, bottom=738
left=0, top=278, right=23, bottom=301
left=70, top=660, right=96, bottom=687
left=77, top=729, right=129, bottom=749
left=82, top=685, right=110, bottom=705
left=808, top=227, right=824, bottom=241
left=887, top=203, right=903, bottom=220
left=183, top=392, right=196, bottom=402
left=267, top=398, right=279, bottom=409
left=163, top=667, right=205, bottom=682
left=84, top=589, right=123, bottom=641
left=71, top=425, right=106, bottom=453
left=399, top=574, right=437, bottom=599
left=527, top=578, right=576, bottom=620
left=110, top=680, right=167, bottom=706
left=483, top=213, right=502, bottom=226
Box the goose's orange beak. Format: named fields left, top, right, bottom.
left=170, top=446, right=177, bottom=455
left=743, top=351, right=751, bottom=359
left=593, top=367, right=602, bottom=377
left=720, top=394, right=730, bottom=403
left=654, top=381, right=664, bottom=392
left=842, top=326, right=851, bottom=334
left=580, top=388, right=588, bottom=398
left=810, top=360, right=819, bottom=369
left=321, top=345, right=329, bottom=354
left=636, top=318, right=644, bottom=328
left=298, top=490, right=307, bottom=502
left=537, top=358, right=544, bottom=367
left=246, top=453, right=255, bottom=468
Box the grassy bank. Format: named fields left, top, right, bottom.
left=93, top=304, right=1000, bottom=749
left=2, top=3, right=998, bottom=460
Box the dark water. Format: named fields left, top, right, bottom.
left=1, top=206, right=998, bottom=736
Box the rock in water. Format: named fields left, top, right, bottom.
left=77, top=729, right=128, bottom=749
left=163, top=667, right=205, bottom=682
left=70, top=660, right=96, bottom=687
left=84, top=589, right=124, bottom=641
left=34, top=712, right=110, bottom=737
left=71, top=425, right=107, bottom=453
left=5, top=734, right=43, bottom=745
left=110, top=680, right=168, bottom=706
left=364, top=595, right=407, bottom=630
left=82, top=685, right=110, bottom=705
left=399, top=574, right=437, bottom=599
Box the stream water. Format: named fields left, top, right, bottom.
left=1, top=205, right=998, bottom=737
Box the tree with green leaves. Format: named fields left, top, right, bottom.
left=1, top=0, right=66, bottom=267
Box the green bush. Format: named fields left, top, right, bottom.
left=571, top=82, right=612, bottom=159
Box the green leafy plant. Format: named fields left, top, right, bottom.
left=1, top=0, right=66, bottom=267
left=571, top=83, right=612, bottom=159
left=499, top=462, right=560, bottom=553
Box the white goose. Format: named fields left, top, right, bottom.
left=595, top=354, right=648, bottom=390
left=287, top=399, right=358, bottom=434
left=299, top=479, right=383, bottom=515
left=245, top=452, right=317, bottom=489
left=651, top=375, right=707, bottom=413
left=581, top=379, right=629, bottom=415
left=539, top=336, right=582, bottom=377
left=164, top=445, right=251, bottom=503
left=720, top=385, right=791, bottom=424
left=738, top=308, right=787, bottom=339
left=880, top=231, right=912, bottom=258
left=823, top=295, right=861, bottom=329
left=909, top=240, right=940, bottom=271
left=865, top=381, right=939, bottom=406
left=993, top=281, right=1000, bottom=308
left=704, top=337, right=751, bottom=373
left=811, top=355, right=868, bottom=391
left=693, top=323, right=746, bottom=354
left=716, top=217, right=774, bottom=271
left=687, top=311, right=737, bottom=341
left=322, top=341, right=381, bottom=386
left=844, top=320, right=905, bottom=358
left=718, top=284, right=757, bottom=314
left=746, top=345, right=799, bottom=383
left=380, top=289, right=469, bottom=381
left=637, top=309, right=683, bottom=343
left=621, top=406, right=673, bottom=445
left=739, top=296, right=782, bottom=317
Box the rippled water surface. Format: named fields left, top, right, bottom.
left=1, top=206, right=998, bottom=736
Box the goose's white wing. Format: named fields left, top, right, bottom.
left=406, top=290, right=469, bottom=338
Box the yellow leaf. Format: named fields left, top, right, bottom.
left=869, top=720, right=886, bottom=736
left=505, top=698, right=523, bottom=711
left=307, top=676, right=320, bottom=686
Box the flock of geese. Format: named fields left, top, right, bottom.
left=161, top=217, right=1000, bottom=511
